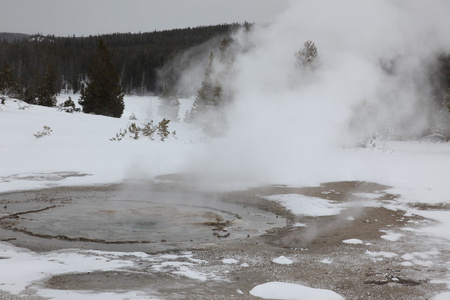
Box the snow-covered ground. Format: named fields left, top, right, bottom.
left=1, top=95, right=450, bottom=299
left=0, top=95, right=198, bottom=193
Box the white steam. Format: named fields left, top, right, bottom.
left=178, top=0, right=450, bottom=189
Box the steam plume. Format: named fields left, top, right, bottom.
left=175, top=0, right=450, bottom=189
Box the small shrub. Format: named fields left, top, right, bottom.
left=141, top=121, right=156, bottom=139
left=17, top=102, right=30, bottom=110
left=57, top=96, right=80, bottom=113
left=128, top=122, right=141, bottom=140
left=420, top=133, right=448, bottom=143
left=34, top=126, right=52, bottom=138
left=157, top=119, right=170, bottom=141
left=110, top=119, right=175, bottom=142
left=109, top=128, right=127, bottom=141
left=129, top=112, right=137, bottom=120
left=364, top=133, right=392, bottom=153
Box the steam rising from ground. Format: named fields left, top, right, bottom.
left=173, top=0, right=450, bottom=189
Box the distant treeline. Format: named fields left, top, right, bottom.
left=0, top=23, right=247, bottom=96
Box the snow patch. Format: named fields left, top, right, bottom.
left=0, top=241, right=220, bottom=297
left=353, top=192, right=382, bottom=199
left=272, top=256, right=294, bottom=265
left=292, top=222, right=308, bottom=228
left=320, top=258, right=333, bottom=264
left=222, top=258, right=239, bottom=264
left=262, top=194, right=344, bottom=217
left=0, top=242, right=133, bottom=295
left=380, top=231, right=404, bottom=241
left=249, top=282, right=344, bottom=300
left=365, top=251, right=398, bottom=258
left=342, top=239, right=363, bottom=244
left=432, top=292, right=450, bottom=300
left=37, top=290, right=157, bottom=300
left=400, top=251, right=440, bottom=268
left=410, top=211, right=450, bottom=241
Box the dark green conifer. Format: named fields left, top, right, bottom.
left=158, top=86, right=180, bottom=122
left=79, top=39, right=124, bottom=118
left=36, top=64, right=57, bottom=107
left=24, top=72, right=40, bottom=104
left=186, top=52, right=222, bottom=122
left=0, top=64, right=21, bottom=100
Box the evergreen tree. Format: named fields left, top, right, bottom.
left=23, top=72, right=40, bottom=104
left=185, top=50, right=229, bottom=136
left=0, top=64, right=21, bottom=100
left=36, top=64, right=57, bottom=107
left=158, top=86, right=180, bottom=122
left=219, top=38, right=230, bottom=60
left=295, top=40, right=320, bottom=72
left=186, top=52, right=222, bottom=122
left=442, top=55, right=450, bottom=112
left=79, top=39, right=124, bottom=118
left=0, top=24, right=241, bottom=95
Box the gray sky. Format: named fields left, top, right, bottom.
left=0, top=0, right=290, bottom=36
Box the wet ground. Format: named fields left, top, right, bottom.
left=0, top=178, right=449, bottom=299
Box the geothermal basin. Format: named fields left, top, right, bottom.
left=0, top=179, right=449, bottom=299
left=0, top=180, right=286, bottom=253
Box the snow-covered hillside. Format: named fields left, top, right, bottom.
left=0, top=95, right=199, bottom=192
